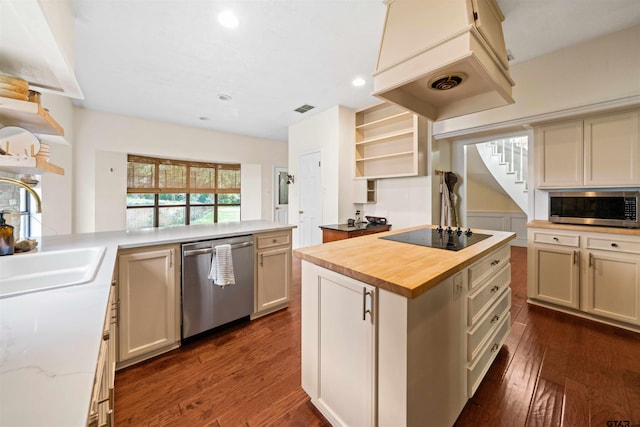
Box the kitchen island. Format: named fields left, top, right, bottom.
left=295, top=225, right=515, bottom=427
left=0, top=220, right=294, bottom=427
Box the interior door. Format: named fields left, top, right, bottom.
left=299, top=151, right=322, bottom=247
left=274, top=166, right=289, bottom=224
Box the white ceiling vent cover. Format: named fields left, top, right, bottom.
left=373, top=0, right=515, bottom=121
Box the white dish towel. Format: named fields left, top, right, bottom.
left=208, top=244, right=235, bottom=287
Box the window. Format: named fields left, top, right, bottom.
left=126, top=155, right=240, bottom=230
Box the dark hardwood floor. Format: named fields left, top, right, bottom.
left=115, top=247, right=640, bottom=426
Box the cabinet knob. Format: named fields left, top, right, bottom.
left=490, top=315, right=500, bottom=324
left=553, top=237, right=559, bottom=242
left=491, top=343, right=499, bottom=353
left=611, top=243, right=619, bottom=248
left=299, top=210, right=304, bottom=214
left=272, top=239, right=277, bottom=244
left=490, top=285, right=500, bottom=293
left=490, top=259, right=500, bottom=266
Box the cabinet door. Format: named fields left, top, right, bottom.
left=256, top=246, right=290, bottom=313
left=584, top=251, right=640, bottom=325
left=530, top=244, right=580, bottom=309
left=118, top=247, right=178, bottom=362
left=584, top=112, right=640, bottom=186
left=316, top=275, right=376, bottom=427
left=536, top=120, right=584, bottom=187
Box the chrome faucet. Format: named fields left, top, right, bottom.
left=0, top=177, right=42, bottom=213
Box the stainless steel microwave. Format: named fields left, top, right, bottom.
left=549, top=191, right=640, bottom=228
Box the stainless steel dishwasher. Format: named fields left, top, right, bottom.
left=181, top=235, right=254, bottom=340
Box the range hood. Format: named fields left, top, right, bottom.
left=373, top=0, right=515, bottom=121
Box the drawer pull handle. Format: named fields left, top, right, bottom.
left=573, top=250, right=578, bottom=265
left=553, top=237, right=559, bottom=242
left=490, top=285, right=500, bottom=293
left=272, top=239, right=277, bottom=244
left=490, top=259, right=500, bottom=266
left=491, top=343, right=499, bottom=353
left=491, top=315, right=500, bottom=324
left=589, top=252, right=593, bottom=268
left=611, top=243, right=619, bottom=248
left=362, top=288, right=373, bottom=321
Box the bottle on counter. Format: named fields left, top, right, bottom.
left=0, top=212, right=15, bottom=256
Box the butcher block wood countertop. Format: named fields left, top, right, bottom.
left=294, top=225, right=515, bottom=299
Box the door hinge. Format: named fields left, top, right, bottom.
left=473, top=11, right=478, bottom=20
left=318, top=161, right=321, bottom=167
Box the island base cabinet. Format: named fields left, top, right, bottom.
left=117, top=244, right=181, bottom=368
left=378, top=275, right=467, bottom=427
left=301, top=262, right=376, bottom=427
left=302, top=261, right=468, bottom=427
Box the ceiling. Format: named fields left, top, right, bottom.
left=70, top=0, right=640, bottom=142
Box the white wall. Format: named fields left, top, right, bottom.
left=434, top=24, right=640, bottom=138
left=40, top=93, right=74, bottom=235
left=362, top=176, right=432, bottom=230
left=288, top=105, right=355, bottom=247
left=73, top=108, right=287, bottom=233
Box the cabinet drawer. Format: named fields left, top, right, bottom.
left=533, top=231, right=580, bottom=247
left=467, top=312, right=510, bottom=397
left=468, top=264, right=511, bottom=326
left=467, top=288, right=511, bottom=362
left=469, top=244, right=510, bottom=290
left=586, top=236, right=640, bottom=255
left=256, top=232, right=291, bottom=249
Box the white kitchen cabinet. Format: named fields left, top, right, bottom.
left=117, top=244, right=181, bottom=368
left=253, top=230, right=292, bottom=318
left=528, top=230, right=581, bottom=309
left=465, top=245, right=512, bottom=397
left=535, top=120, right=584, bottom=188
left=354, top=101, right=430, bottom=179
left=584, top=112, right=640, bottom=186
left=528, top=226, right=640, bottom=329
left=583, top=236, right=640, bottom=326
left=87, top=277, right=117, bottom=427
left=535, top=110, right=640, bottom=188
left=301, top=262, right=376, bottom=427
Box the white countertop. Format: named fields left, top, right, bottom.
left=0, top=220, right=295, bottom=427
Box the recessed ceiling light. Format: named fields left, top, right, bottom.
left=217, top=94, right=232, bottom=101
left=352, top=77, right=366, bottom=87
left=217, top=10, right=239, bottom=29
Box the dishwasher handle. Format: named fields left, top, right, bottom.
left=183, top=241, right=254, bottom=257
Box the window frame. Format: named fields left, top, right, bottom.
left=126, top=155, right=241, bottom=229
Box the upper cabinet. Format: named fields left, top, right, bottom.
left=354, top=102, right=430, bottom=179
left=535, top=110, right=640, bottom=188
left=0, top=0, right=83, bottom=100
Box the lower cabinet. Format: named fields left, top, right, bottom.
left=529, top=231, right=580, bottom=309
left=301, top=243, right=512, bottom=426
left=584, top=248, right=640, bottom=325
left=87, top=277, right=117, bottom=427
left=301, top=263, right=377, bottom=427
left=466, top=245, right=512, bottom=397
left=528, top=227, right=640, bottom=328
left=117, top=244, right=181, bottom=368
left=253, top=230, right=292, bottom=318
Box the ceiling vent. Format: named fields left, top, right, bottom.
left=294, top=104, right=315, bottom=113
left=373, top=0, right=515, bottom=121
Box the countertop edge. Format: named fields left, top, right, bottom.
left=527, top=220, right=640, bottom=235
left=295, top=229, right=516, bottom=299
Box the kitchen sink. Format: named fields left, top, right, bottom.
left=0, top=246, right=106, bottom=298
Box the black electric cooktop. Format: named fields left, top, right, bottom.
left=380, top=227, right=491, bottom=251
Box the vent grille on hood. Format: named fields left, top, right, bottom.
left=372, top=0, right=515, bottom=121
